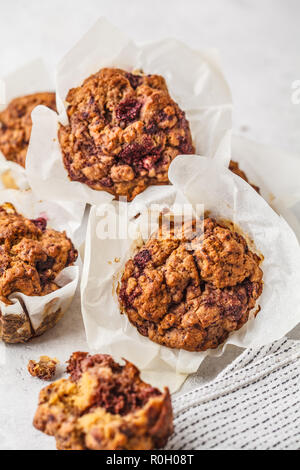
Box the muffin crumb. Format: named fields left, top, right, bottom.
left=28, top=356, right=59, bottom=381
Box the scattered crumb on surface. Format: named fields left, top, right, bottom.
left=27, top=356, right=59, bottom=381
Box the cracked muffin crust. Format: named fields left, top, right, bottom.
left=33, top=352, right=173, bottom=450
left=58, top=68, right=194, bottom=201
left=0, top=203, right=78, bottom=342
left=0, top=93, right=56, bottom=167
left=28, top=356, right=59, bottom=381
left=119, top=217, right=263, bottom=352
left=0, top=203, right=77, bottom=303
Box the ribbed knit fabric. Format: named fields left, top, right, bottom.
left=167, top=338, right=300, bottom=450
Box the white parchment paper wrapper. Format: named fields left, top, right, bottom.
left=26, top=18, right=232, bottom=205
left=231, top=135, right=300, bottom=242
left=0, top=189, right=83, bottom=343
left=0, top=59, right=54, bottom=190
left=81, top=153, right=300, bottom=392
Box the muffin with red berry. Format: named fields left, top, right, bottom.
left=33, top=352, right=173, bottom=450
left=119, top=216, right=263, bottom=351
left=58, top=68, right=195, bottom=201
left=0, top=203, right=77, bottom=343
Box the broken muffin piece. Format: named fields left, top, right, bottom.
left=28, top=356, right=59, bottom=381
left=119, top=217, right=263, bottom=352
left=229, top=160, right=260, bottom=193
left=33, top=352, right=173, bottom=450
left=58, top=68, right=194, bottom=201
left=0, top=93, right=56, bottom=168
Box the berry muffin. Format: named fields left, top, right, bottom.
left=0, top=93, right=56, bottom=167
left=33, top=352, right=173, bottom=450
left=58, top=68, right=194, bottom=201
left=0, top=203, right=77, bottom=343
left=119, top=217, right=263, bottom=352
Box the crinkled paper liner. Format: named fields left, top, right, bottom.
left=0, top=189, right=83, bottom=344
left=231, top=135, right=300, bottom=242
left=0, top=59, right=54, bottom=190
left=81, top=147, right=300, bottom=392
left=26, top=17, right=232, bottom=206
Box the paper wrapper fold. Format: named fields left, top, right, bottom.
left=0, top=59, right=54, bottom=190
left=81, top=149, right=300, bottom=392
left=0, top=190, right=83, bottom=343
left=26, top=17, right=232, bottom=205
left=231, top=135, right=300, bottom=242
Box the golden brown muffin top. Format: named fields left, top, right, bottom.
left=0, top=203, right=77, bottom=304
left=119, top=217, right=263, bottom=352
left=59, top=68, right=194, bottom=201
left=0, top=92, right=56, bottom=167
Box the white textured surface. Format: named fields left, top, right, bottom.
left=0, top=0, right=299, bottom=450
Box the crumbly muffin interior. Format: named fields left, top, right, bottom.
left=66, top=352, right=161, bottom=416
left=28, top=356, right=59, bottom=381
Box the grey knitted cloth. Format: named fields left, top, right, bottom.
left=167, top=338, right=300, bottom=450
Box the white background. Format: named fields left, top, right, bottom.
left=0, top=0, right=299, bottom=450
left=0, top=0, right=299, bottom=154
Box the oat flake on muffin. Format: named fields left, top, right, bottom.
left=28, top=356, right=59, bottom=381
